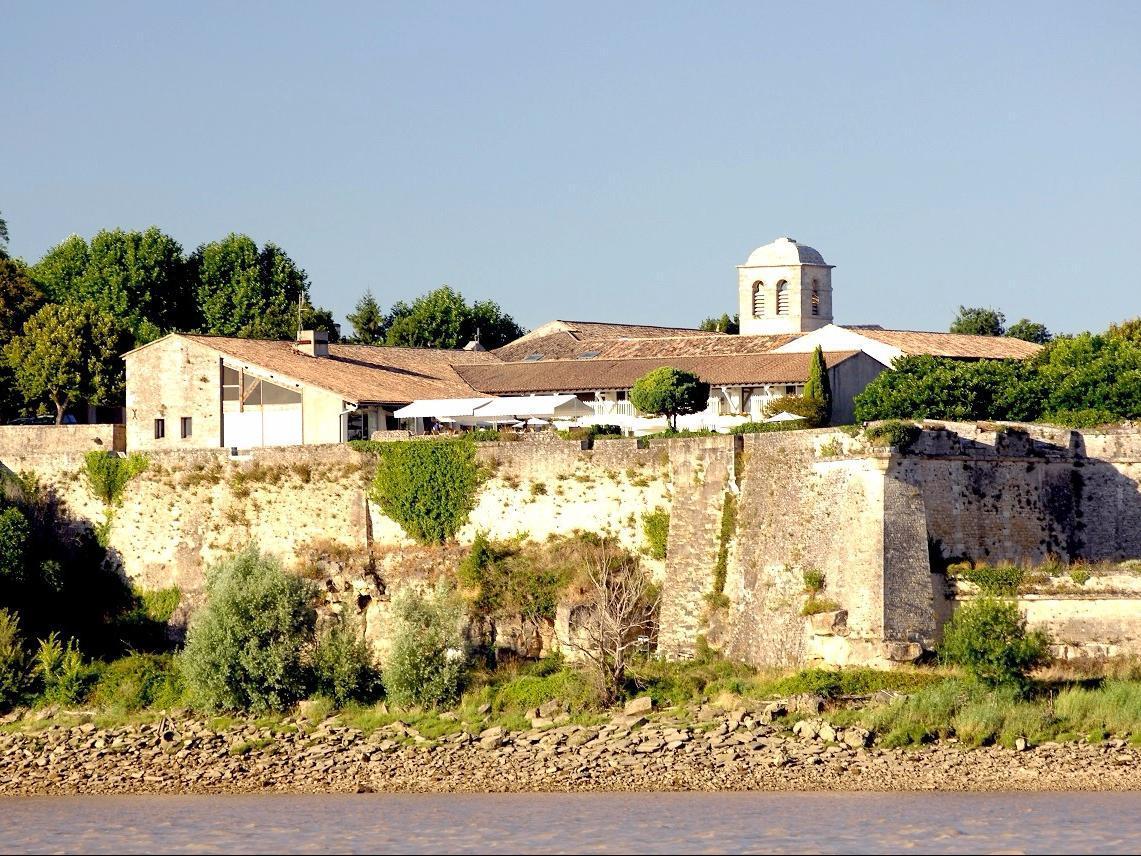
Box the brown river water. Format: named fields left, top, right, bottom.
left=2, top=792, right=1139, bottom=853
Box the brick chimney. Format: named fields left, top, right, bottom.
left=294, top=329, right=329, bottom=357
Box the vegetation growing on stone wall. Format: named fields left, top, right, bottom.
left=940, top=597, right=1051, bottom=690
left=458, top=533, right=585, bottom=653
left=641, top=509, right=669, bottom=560
left=365, top=438, right=483, bottom=543
left=556, top=424, right=623, bottom=445
left=83, top=451, right=148, bottom=506
left=728, top=420, right=808, bottom=434
left=385, top=584, right=469, bottom=709
left=864, top=420, right=921, bottom=450
left=799, top=569, right=840, bottom=615
left=705, top=494, right=737, bottom=609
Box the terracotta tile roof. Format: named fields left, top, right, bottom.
left=179, top=335, right=501, bottom=404
left=851, top=328, right=1043, bottom=359
left=456, top=351, right=861, bottom=394
left=595, top=334, right=796, bottom=359
left=494, top=319, right=723, bottom=362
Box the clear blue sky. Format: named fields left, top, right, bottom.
left=3, top=1, right=1139, bottom=336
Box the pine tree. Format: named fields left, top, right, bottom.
left=346, top=291, right=388, bottom=344
left=803, top=345, right=832, bottom=424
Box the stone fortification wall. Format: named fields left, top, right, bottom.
left=714, top=430, right=923, bottom=668
left=0, top=424, right=124, bottom=457
left=3, top=423, right=1140, bottom=668
left=900, top=421, right=1141, bottom=565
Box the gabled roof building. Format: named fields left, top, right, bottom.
left=122, top=237, right=1042, bottom=448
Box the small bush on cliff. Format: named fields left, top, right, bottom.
left=641, top=509, right=669, bottom=560
left=951, top=562, right=1024, bottom=594
left=368, top=438, right=482, bottom=543
left=312, top=618, right=381, bottom=707
left=940, top=597, right=1051, bottom=690
left=0, top=608, right=27, bottom=707
left=34, top=632, right=96, bottom=705
left=179, top=546, right=318, bottom=713
left=385, top=584, right=468, bottom=709
left=83, top=451, right=148, bottom=506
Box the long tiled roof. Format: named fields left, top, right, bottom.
left=852, top=328, right=1043, bottom=359
left=595, top=334, right=796, bottom=359
left=179, top=335, right=501, bottom=404
left=494, top=319, right=722, bottom=362
left=456, top=351, right=861, bottom=394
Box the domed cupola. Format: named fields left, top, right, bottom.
left=737, top=237, right=834, bottom=335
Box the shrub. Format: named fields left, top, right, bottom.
left=83, top=452, right=148, bottom=506
left=385, top=584, right=468, bottom=709
left=529, top=481, right=547, bottom=497
left=89, top=653, right=185, bottom=711
left=34, top=633, right=95, bottom=705
left=763, top=395, right=827, bottom=428
left=141, top=587, right=181, bottom=624
left=864, top=420, right=921, bottom=450
left=368, top=438, right=482, bottom=543
left=629, top=367, right=709, bottom=429
left=1045, top=409, right=1119, bottom=428
left=179, top=546, right=317, bottom=713
left=951, top=562, right=1024, bottom=594
left=940, top=597, right=1051, bottom=689
left=802, top=568, right=825, bottom=594
left=0, top=609, right=27, bottom=708
left=311, top=618, right=381, bottom=707
left=641, top=509, right=669, bottom=560
left=0, top=506, right=29, bottom=584
left=803, top=345, right=833, bottom=424
left=728, top=420, right=807, bottom=435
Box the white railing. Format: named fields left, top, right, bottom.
left=587, top=400, right=636, bottom=418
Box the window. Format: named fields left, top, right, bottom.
left=741, top=387, right=754, bottom=415
left=180, top=417, right=192, bottom=439
left=811, top=281, right=820, bottom=316
left=221, top=365, right=240, bottom=401
left=776, top=281, right=789, bottom=315
left=576, top=350, right=601, bottom=360
left=752, top=281, right=765, bottom=317
left=154, top=418, right=165, bottom=440
left=785, top=384, right=797, bottom=396
left=523, top=353, right=544, bottom=362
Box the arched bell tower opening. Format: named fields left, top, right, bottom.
left=737, top=237, right=834, bottom=335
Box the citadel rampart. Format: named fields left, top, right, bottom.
left=2, top=423, right=1139, bottom=666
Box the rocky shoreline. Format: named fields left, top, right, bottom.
left=2, top=700, right=1139, bottom=795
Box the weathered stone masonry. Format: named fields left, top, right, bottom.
left=2, top=423, right=1139, bottom=666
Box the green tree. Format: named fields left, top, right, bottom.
left=698, top=313, right=739, bottom=334
left=1107, top=317, right=1141, bottom=344
left=803, top=345, right=832, bottom=423
left=385, top=285, right=524, bottom=349
left=299, top=304, right=341, bottom=343
left=629, top=367, right=709, bottom=429
left=1005, top=318, right=1052, bottom=344
left=189, top=234, right=310, bottom=339
left=32, top=229, right=194, bottom=338
left=179, top=546, right=317, bottom=713
left=0, top=210, right=9, bottom=259
left=0, top=259, right=46, bottom=419
left=4, top=302, right=133, bottom=423
left=950, top=306, right=1006, bottom=336
left=346, top=291, right=389, bottom=344
left=940, top=597, right=1051, bottom=690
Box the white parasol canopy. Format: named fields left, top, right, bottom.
left=473, top=395, right=594, bottom=423
left=393, top=398, right=493, bottom=419
left=764, top=411, right=807, bottom=423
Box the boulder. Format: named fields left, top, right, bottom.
left=881, top=641, right=924, bottom=663
left=538, top=699, right=564, bottom=719
left=790, top=694, right=825, bottom=715
left=842, top=728, right=871, bottom=748
left=818, top=723, right=837, bottom=743
left=807, top=609, right=849, bottom=637
left=759, top=702, right=787, bottom=724
left=792, top=719, right=820, bottom=740
left=624, top=696, right=654, bottom=716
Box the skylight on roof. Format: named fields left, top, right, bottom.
left=523, top=353, right=544, bottom=362
left=576, top=350, right=602, bottom=359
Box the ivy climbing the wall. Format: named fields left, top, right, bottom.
left=367, top=438, right=483, bottom=543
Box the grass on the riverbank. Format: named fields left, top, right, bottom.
left=5, top=652, right=1141, bottom=750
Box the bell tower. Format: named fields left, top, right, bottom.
left=737, top=237, right=833, bottom=335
